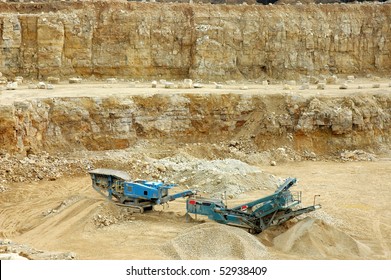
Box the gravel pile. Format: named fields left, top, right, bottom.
left=308, top=209, right=344, bottom=228
left=161, top=223, right=269, bottom=260
left=0, top=152, right=93, bottom=183
left=151, top=153, right=279, bottom=198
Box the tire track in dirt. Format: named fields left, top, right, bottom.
left=15, top=197, right=103, bottom=248
left=0, top=200, right=56, bottom=238
left=0, top=176, right=95, bottom=238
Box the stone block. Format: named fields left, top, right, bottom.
left=69, top=78, right=82, bottom=84
left=317, top=83, right=325, bottom=90
left=15, top=77, right=23, bottom=84
left=164, top=82, right=175, bottom=89
left=339, top=83, right=348, bottom=89
left=47, top=77, right=60, bottom=84
left=326, top=75, right=338, bottom=85
left=215, top=84, right=223, bottom=89
left=38, top=82, right=46, bottom=89
left=287, top=80, right=296, bottom=86
left=6, top=82, right=17, bottom=90
left=106, top=78, right=117, bottom=84
left=193, top=83, right=203, bottom=88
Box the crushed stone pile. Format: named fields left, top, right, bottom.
left=308, top=209, right=345, bottom=228
left=0, top=239, right=76, bottom=260
left=273, top=217, right=371, bottom=259
left=229, top=144, right=305, bottom=165
left=0, top=151, right=93, bottom=183
left=151, top=153, right=280, bottom=198
left=64, top=149, right=281, bottom=198
left=161, top=223, right=269, bottom=260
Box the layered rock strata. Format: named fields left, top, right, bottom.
left=0, top=92, right=390, bottom=155
left=0, top=2, right=391, bottom=80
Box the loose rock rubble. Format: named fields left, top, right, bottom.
left=0, top=239, right=76, bottom=260
left=0, top=152, right=93, bottom=183
left=81, top=146, right=286, bottom=198
left=340, top=150, right=376, bottom=161
left=151, top=153, right=279, bottom=198
left=69, top=141, right=381, bottom=201
left=93, top=204, right=136, bottom=228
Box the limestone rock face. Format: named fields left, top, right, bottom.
left=1, top=3, right=391, bottom=80
left=0, top=93, right=390, bottom=155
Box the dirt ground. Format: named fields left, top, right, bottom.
left=0, top=79, right=390, bottom=260
left=0, top=156, right=390, bottom=260
left=2, top=78, right=391, bottom=106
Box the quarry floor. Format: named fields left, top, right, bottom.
left=0, top=79, right=390, bottom=260
left=1, top=159, right=390, bottom=260
left=1, top=78, right=391, bottom=105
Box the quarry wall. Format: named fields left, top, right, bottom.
left=1, top=2, right=391, bottom=80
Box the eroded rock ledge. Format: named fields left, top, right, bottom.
left=1, top=92, right=390, bottom=155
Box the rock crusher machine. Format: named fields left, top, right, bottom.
left=89, top=168, right=196, bottom=213
left=89, top=169, right=320, bottom=233
left=186, top=177, right=321, bottom=234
